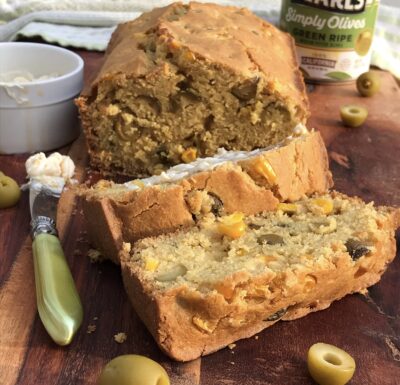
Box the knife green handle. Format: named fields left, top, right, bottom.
left=32, top=233, right=83, bottom=346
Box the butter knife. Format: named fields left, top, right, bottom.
left=30, top=187, right=83, bottom=345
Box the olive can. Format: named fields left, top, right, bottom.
left=280, top=0, right=380, bottom=82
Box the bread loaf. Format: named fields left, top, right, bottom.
left=121, top=192, right=400, bottom=361
left=76, top=1, right=309, bottom=177
left=80, top=130, right=332, bottom=263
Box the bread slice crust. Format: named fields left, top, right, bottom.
left=121, top=193, right=400, bottom=361
left=80, top=131, right=332, bottom=263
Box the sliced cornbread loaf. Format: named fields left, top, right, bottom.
left=76, top=1, right=308, bottom=177
left=121, top=192, right=400, bottom=361
left=80, top=130, right=332, bottom=263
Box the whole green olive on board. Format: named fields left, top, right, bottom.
left=307, top=343, right=356, bottom=385
left=340, top=105, right=368, bottom=128
left=356, top=71, right=380, bottom=97
left=0, top=172, right=21, bottom=209
left=98, top=355, right=170, bottom=385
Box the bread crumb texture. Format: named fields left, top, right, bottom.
left=130, top=193, right=389, bottom=290
left=77, top=2, right=308, bottom=177
left=87, top=324, right=96, bottom=334
left=87, top=248, right=104, bottom=263
left=121, top=192, right=398, bottom=361
left=114, top=332, right=127, bottom=343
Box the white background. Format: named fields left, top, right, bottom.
left=382, top=0, right=399, bottom=7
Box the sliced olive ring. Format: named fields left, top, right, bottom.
left=307, top=342, right=356, bottom=385
left=209, top=192, right=224, bottom=216
left=257, top=233, right=284, bottom=246
left=156, top=264, right=187, bottom=282
left=340, top=105, right=368, bottom=128
left=248, top=222, right=263, bottom=230
left=265, top=308, right=287, bottom=322
left=345, top=239, right=371, bottom=260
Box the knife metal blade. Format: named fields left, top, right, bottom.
left=30, top=187, right=83, bottom=346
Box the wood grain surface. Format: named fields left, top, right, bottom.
left=0, top=49, right=399, bottom=385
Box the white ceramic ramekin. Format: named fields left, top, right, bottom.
left=0, top=42, right=84, bottom=154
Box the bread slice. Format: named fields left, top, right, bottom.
left=76, top=1, right=309, bottom=177
left=81, top=130, right=332, bottom=263
left=120, top=192, right=400, bottom=361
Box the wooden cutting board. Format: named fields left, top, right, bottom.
left=0, top=50, right=399, bottom=385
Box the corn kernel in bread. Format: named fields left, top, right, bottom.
left=76, top=2, right=308, bottom=177
left=121, top=192, right=399, bottom=361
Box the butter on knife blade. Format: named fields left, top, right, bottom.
left=24, top=152, right=76, bottom=195
left=25, top=152, right=83, bottom=346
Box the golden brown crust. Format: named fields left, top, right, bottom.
left=121, top=206, right=399, bottom=361
left=115, top=184, right=195, bottom=241
left=81, top=131, right=332, bottom=262
left=82, top=2, right=308, bottom=115
left=239, top=131, right=332, bottom=201
left=83, top=198, right=123, bottom=265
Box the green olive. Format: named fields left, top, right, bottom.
left=354, top=30, right=373, bottom=56
left=356, top=71, right=380, bottom=97
left=0, top=172, right=21, bottom=209
left=98, top=355, right=170, bottom=385
left=340, top=105, right=368, bottom=127
left=307, top=343, right=356, bottom=385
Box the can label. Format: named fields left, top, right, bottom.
left=280, top=0, right=379, bottom=82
